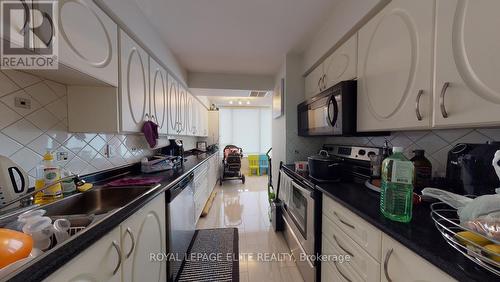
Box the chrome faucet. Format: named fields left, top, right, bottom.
left=0, top=175, right=86, bottom=210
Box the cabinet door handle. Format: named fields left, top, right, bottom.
left=415, top=89, right=424, bottom=121
left=439, top=82, right=450, bottom=118
left=112, top=241, right=122, bottom=276
left=333, top=235, right=354, bottom=257
left=334, top=211, right=355, bottom=229
left=125, top=227, right=135, bottom=259
left=323, top=74, right=327, bottom=90
left=333, top=261, right=352, bottom=282
left=318, top=77, right=322, bottom=91
left=383, top=248, right=394, bottom=282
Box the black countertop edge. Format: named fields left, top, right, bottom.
left=281, top=165, right=499, bottom=282
left=5, top=150, right=219, bottom=282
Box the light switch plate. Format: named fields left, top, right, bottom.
left=56, top=151, right=69, bottom=161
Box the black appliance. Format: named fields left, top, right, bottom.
left=162, top=139, right=184, bottom=162
left=446, top=142, right=500, bottom=196
left=298, top=80, right=357, bottom=136
left=166, top=173, right=195, bottom=281
left=321, top=144, right=382, bottom=184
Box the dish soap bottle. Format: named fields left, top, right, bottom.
left=34, top=150, right=63, bottom=205
left=410, top=150, right=432, bottom=194
left=380, top=147, right=414, bottom=223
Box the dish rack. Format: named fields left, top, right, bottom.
left=430, top=202, right=500, bottom=276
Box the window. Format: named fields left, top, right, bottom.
left=219, top=107, right=272, bottom=155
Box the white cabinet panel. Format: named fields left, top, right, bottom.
left=323, top=215, right=380, bottom=282
left=381, top=235, right=455, bottom=282
left=120, top=31, right=149, bottom=133
left=323, top=34, right=358, bottom=90
left=57, top=0, right=118, bottom=86
left=168, top=74, right=180, bottom=135
left=185, top=93, right=193, bottom=136
left=44, top=228, right=122, bottom=282
left=178, top=85, right=187, bottom=135
left=122, top=195, right=166, bottom=282
left=150, top=57, right=168, bottom=134
left=323, top=195, right=382, bottom=260
left=0, top=0, right=34, bottom=51
left=434, top=0, right=500, bottom=128
left=357, top=0, right=434, bottom=131
left=305, top=64, right=324, bottom=99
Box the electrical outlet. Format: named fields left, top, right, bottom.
left=15, top=97, right=31, bottom=109
left=56, top=151, right=69, bottom=161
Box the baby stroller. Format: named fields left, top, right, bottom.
left=220, top=145, right=245, bottom=185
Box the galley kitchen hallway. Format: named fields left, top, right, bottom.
left=197, top=175, right=304, bottom=282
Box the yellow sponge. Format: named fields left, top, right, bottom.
left=77, top=183, right=93, bottom=192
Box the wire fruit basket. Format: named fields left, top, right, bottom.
left=430, top=202, right=500, bottom=276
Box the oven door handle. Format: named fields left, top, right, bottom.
left=291, top=180, right=312, bottom=197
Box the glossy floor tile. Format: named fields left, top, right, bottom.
left=197, top=175, right=304, bottom=282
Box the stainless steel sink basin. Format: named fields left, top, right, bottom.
left=43, top=186, right=152, bottom=217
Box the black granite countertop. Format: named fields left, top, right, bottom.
left=5, top=150, right=219, bottom=282
left=282, top=164, right=499, bottom=282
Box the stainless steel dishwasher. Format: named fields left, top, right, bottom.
left=166, top=172, right=195, bottom=282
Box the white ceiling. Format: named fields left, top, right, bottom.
left=133, top=0, right=339, bottom=75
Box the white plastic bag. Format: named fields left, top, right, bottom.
left=422, top=188, right=500, bottom=223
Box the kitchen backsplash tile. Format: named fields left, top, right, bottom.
left=0, top=70, right=201, bottom=186
left=324, top=127, right=500, bottom=177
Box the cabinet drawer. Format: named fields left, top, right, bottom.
left=323, top=195, right=382, bottom=260
left=322, top=233, right=380, bottom=282
left=323, top=215, right=381, bottom=282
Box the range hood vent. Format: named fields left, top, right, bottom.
left=249, top=91, right=267, bottom=97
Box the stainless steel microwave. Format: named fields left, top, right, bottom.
left=298, top=80, right=357, bottom=136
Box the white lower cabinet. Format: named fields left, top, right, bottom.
left=44, top=228, right=122, bottom=282
left=381, top=235, right=455, bottom=282
left=45, top=194, right=166, bottom=282
left=121, top=195, right=166, bottom=282
left=321, top=195, right=456, bottom=282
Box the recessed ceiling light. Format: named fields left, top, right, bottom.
left=246, top=101, right=250, bottom=105
left=238, top=101, right=242, bottom=105
left=229, top=101, right=233, bottom=104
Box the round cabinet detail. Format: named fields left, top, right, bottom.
left=362, top=10, right=417, bottom=120
left=325, top=54, right=350, bottom=82
left=59, top=0, right=113, bottom=67
left=132, top=213, right=163, bottom=282
left=169, top=80, right=178, bottom=130
left=453, top=0, right=500, bottom=104
left=126, top=49, right=147, bottom=125
left=153, top=70, right=167, bottom=129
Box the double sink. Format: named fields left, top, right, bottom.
left=2, top=185, right=154, bottom=250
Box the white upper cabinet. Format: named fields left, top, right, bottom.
left=178, top=85, right=188, bottom=135
left=120, top=31, right=149, bottom=133
left=0, top=0, right=34, bottom=51
left=357, top=0, right=434, bottom=132
left=323, top=34, right=358, bottom=90
left=168, top=74, right=180, bottom=135
left=56, top=0, right=118, bottom=86
left=305, top=64, right=324, bottom=99
left=434, top=0, right=500, bottom=128
left=304, top=34, right=358, bottom=100
left=150, top=57, right=168, bottom=134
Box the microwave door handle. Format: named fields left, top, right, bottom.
left=326, top=96, right=339, bottom=127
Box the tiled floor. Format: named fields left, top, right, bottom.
left=197, top=175, right=304, bottom=282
